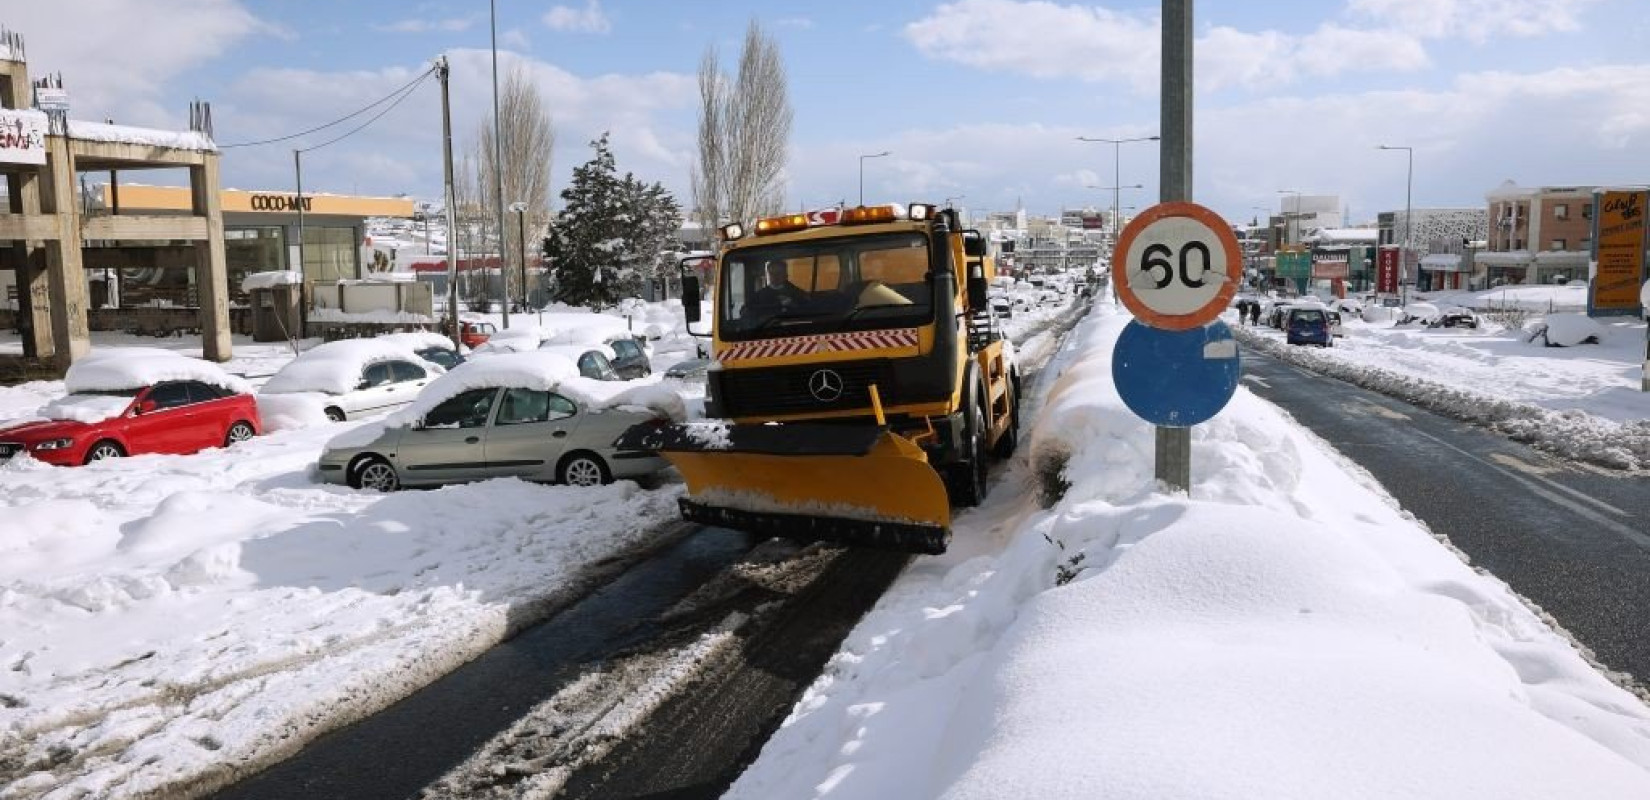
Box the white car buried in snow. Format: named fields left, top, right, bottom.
left=315, top=351, right=681, bottom=491
left=259, top=335, right=449, bottom=422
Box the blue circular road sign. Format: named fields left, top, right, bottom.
left=1112, top=319, right=1241, bottom=427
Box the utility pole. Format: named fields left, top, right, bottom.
left=437, top=56, right=460, bottom=348
left=1158, top=0, right=1193, bottom=492
left=293, top=150, right=305, bottom=278
left=489, top=0, right=510, bottom=329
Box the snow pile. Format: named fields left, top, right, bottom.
left=254, top=392, right=332, bottom=432
left=728, top=308, right=1650, bottom=800
left=1535, top=312, right=1608, bottom=347
left=239, top=270, right=303, bottom=293
left=260, top=338, right=441, bottom=395
left=64, top=348, right=250, bottom=395
left=0, top=417, right=684, bottom=798
left=66, top=119, right=216, bottom=152
left=1232, top=326, right=1650, bottom=470
left=468, top=324, right=545, bottom=355
left=39, top=394, right=134, bottom=424
left=378, top=330, right=460, bottom=353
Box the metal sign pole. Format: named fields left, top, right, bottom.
left=1157, top=0, right=1193, bottom=493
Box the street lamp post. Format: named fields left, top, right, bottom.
left=1377, top=145, right=1414, bottom=303
left=943, top=194, right=965, bottom=208
left=508, top=201, right=528, bottom=311
left=489, top=0, right=510, bottom=329
left=858, top=151, right=891, bottom=206
left=1076, top=134, right=1160, bottom=249
left=1086, top=184, right=1142, bottom=234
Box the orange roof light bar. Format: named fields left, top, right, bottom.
left=842, top=205, right=900, bottom=225
left=753, top=213, right=810, bottom=235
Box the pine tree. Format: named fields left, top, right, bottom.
left=547, top=134, right=682, bottom=309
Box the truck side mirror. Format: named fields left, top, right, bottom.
left=963, top=230, right=987, bottom=258
left=681, top=276, right=702, bottom=324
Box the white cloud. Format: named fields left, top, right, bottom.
left=776, top=18, right=815, bottom=30
left=501, top=28, right=531, bottom=50
left=212, top=49, right=695, bottom=204
left=2, top=0, right=268, bottom=128
left=1347, top=0, right=1601, bottom=42
left=543, top=0, right=611, bottom=34
left=372, top=18, right=473, bottom=34
left=904, top=0, right=1159, bottom=88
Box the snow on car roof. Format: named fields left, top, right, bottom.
left=383, top=352, right=685, bottom=428
left=63, top=348, right=251, bottom=396
left=260, top=338, right=443, bottom=395
left=378, top=330, right=460, bottom=353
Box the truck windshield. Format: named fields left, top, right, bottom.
left=718, top=232, right=933, bottom=339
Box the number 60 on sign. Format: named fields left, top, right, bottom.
left=1113, top=201, right=1242, bottom=331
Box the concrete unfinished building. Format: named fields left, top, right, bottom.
left=1, top=27, right=229, bottom=373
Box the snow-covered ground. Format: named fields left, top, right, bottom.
left=1230, top=288, right=1650, bottom=470
left=0, top=293, right=1083, bottom=797
left=727, top=302, right=1650, bottom=800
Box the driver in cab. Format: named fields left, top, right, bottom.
left=750, top=260, right=807, bottom=309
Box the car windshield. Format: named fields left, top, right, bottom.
left=718, top=232, right=934, bottom=339
left=1291, top=310, right=1327, bottom=323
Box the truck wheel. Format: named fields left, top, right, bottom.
left=950, top=393, right=990, bottom=508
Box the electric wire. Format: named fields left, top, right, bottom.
left=217, top=65, right=435, bottom=149
left=298, top=68, right=435, bottom=153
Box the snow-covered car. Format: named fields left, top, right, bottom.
left=0, top=348, right=259, bottom=466
left=315, top=351, right=680, bottom=491
left=260, top=337, right=445, bottom=422
left=537, top=343, right=621, bottom=381
left=604, top=335, right=653, bottom=380
left=1325, top=309, right=1345, bottom=337
left=1431, top=306, right=1480, bottom=329
left=1396, top=303, right=1442, bottom=326
left=459, top=320, right=497, bottom=349
left=663, top=357, right=712, bottom=382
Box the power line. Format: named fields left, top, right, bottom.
left=299, top=68, right=435, bottom=153
left=218, top=65, right=435, bottom=149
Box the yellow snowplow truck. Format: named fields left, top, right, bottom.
left=617, top=203, right=1020, bottom=554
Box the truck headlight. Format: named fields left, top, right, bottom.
left=33, top=438, right=75, bottom=451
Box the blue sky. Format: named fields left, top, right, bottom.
left=8, top=0, right=1650, bottom=224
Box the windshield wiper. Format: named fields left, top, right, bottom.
left=836, top=302, right=918, bottom=328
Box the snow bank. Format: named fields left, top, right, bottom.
left=1537, top=312, right=1608, bottom=347
left=239, top=270, right=303, bottom=293
left=63, top=348, right=250, bottom=395
left=260, top=338, right=441, bottom=395
left=254, top=392, right=332, bottom=432
left=728, top=307, right=1650, bottom=800
left=39, top=394, right=134, bottom=424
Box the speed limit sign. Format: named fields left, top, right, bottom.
left=1114, top=201, right=1242, bottom=331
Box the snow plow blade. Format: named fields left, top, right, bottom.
left=615, top=422, right=952, bottom=554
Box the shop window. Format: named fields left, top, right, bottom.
left=225, top=227, right=285, bottom=304
left=301, top=227, right=359, bottom=283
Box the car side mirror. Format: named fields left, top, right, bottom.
left=681, top=276, right=702, bottom=324
left=134, top=400, right=157, bottom=416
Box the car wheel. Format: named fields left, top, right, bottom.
left=558, top=451, right=612, bottom=487
left=350, top=455, right=400, bottom=492
left=325, top=406, right=347, bottom=422
left=224, top=421, right=256, bottom=447
left=84, top=440, right=126, bottom=464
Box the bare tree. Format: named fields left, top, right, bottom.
left=691, top=20, right=792, bottom=233
left=472, top=65, right=556, bottom=308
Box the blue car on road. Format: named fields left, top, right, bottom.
left=1286, top=308, right=1333, bottom=347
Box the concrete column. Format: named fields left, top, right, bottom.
left=7, top=170, right=54, bottom=358
left=191, top=155, right=231, bottom=361
left=42, top=137, right=90, bottom=369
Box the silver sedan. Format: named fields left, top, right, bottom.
left=316, top=385, right=668, bottom=491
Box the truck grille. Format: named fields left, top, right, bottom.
left=718, top=361, right=896, bottom=417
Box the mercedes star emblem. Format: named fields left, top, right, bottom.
left=808, top=369, right=845, bottom=402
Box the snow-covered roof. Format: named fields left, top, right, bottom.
left=63, top=348, right=250, bottom=396
left=1305, top=228, right=1379, bottom=243
left=260, top=338, right=444, bottom=395
left=240, top=270, right=303, bottom=293
left=66, top=120, right=216, bottom=153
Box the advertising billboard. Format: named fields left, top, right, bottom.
left=1591, top=189, right=1647, bottom=316
left=1376, top=246, right=1401, bottom=294
left=0, top=108, right=48, bottom=165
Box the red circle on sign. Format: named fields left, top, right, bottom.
left=1111, top=201, right=1242, bottom=331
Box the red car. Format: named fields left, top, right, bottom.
left=0, top=372, right=261, bottom=467
left=461, top=321, right=497, bottom=349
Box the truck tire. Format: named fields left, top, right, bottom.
left=992, top=371, right=1021, bottom=459
left=949, top=382, right=990, bottom=508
